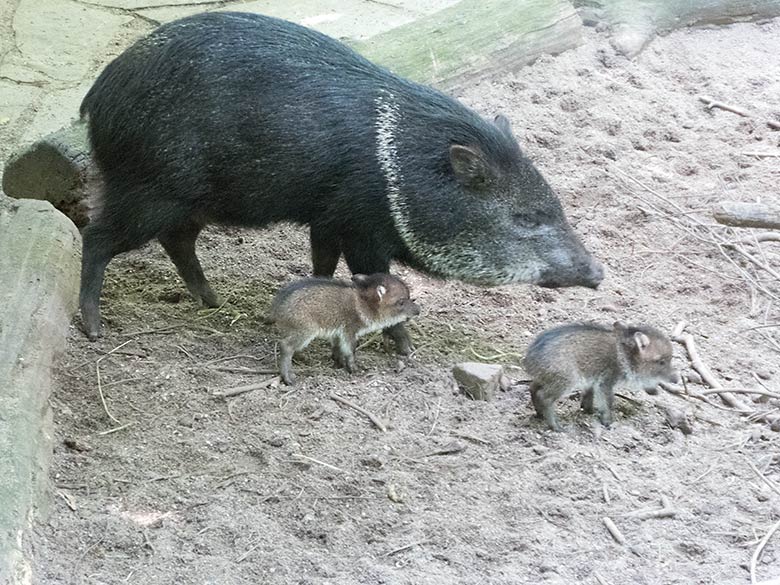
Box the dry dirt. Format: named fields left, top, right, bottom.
left=32, top=20, right=780, bottom=585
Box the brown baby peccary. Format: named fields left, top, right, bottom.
left=269, top=274, right=420, bottom=384
left=524, top=322, right=679, bottom=431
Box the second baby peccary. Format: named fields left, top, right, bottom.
left=524, top=322, right=679, bottom=431
left=269, top=274, right=420, bottom=384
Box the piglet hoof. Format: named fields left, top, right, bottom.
left=384, top=323, right=414, bottom=356
left=382, top=330, right=413, bottom=356
left=281, top=372, right=297, bottom=385
left=598, top=413, right=613, bottom=429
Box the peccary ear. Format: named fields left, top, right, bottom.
left=351, top=274, right=369, bottom=287
left=450, top=144, right=491, bottom=188
left=612, top=321, right=627, bottom=333
left=494, top=114, right=512, bottom=136
left=633, top=331, right=650, bottom=352
left=376, top=285, right=386, bottom=301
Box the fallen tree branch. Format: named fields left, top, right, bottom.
left=671, top=323, right=780, bottom=427
left=713, top=201, right=780, bottom=230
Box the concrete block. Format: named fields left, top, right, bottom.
left=453, top=362, right=504, bottom=401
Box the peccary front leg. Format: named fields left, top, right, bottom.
left=530, top=381, right=563, bottom=432
left=333, top=332, right=357, bottom=373
left=341, top=240, right=413, bottom=355
left=580, top=388, right=595, bottom=414
left=158, top=221, right=221, bottom=307
left=590, top=382, right=615, bottom=428
left=310, top=225, right=341, bottom=277
left=384, top=323, right=413, bottom=356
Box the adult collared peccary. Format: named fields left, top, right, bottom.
left=269, top=273, right=420, bottom=384
left=524, top=322, right=679, bottom=431
left=78, top=12, right=604, bottom=348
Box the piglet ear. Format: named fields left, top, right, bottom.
left=634, top=332, right=650, bottom=352
left=376, top=285, right=386, bottom=301
left=450, top=144, right=491, bottom=188
left=494, top=114, right=512, bottom=136
left=351, top=274, right=369, bottom=287
left=612, top=321, right=627, bottom=333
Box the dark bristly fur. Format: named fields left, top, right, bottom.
left=78, top=11, right=602, bottom=346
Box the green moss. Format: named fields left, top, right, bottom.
left=101, top=265, right=520, bottom=367
left=350, top=0, right=579, bottom=86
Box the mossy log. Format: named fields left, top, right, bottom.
left=713, top=201, right=780, bottom=231
left=1, top=121, right=92, bottom=227
left=0, top=196, right=80, bottom=584
left=576, top=0, right=780, bottom=56
left=352, top=0, right=582, bottom=88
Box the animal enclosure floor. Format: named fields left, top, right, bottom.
left=34, top=21, right=780, bottom=585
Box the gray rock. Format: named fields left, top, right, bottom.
left=665, top=407, right=694, bottom=435
left=0, top=195, right=80, bottom=583
left=453, top=362, right=504, bottom=401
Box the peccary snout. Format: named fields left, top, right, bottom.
left=537, top=252, right=604, bottom=289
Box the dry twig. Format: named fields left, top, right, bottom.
left=292, top=454, right=345, bottom=474
left=95, top=340, right=133, bottom=425
left=603, top=517, right=626, bottom=545
left=329, top=393, right=387, bottom=432
left=385, top=540, right=430, bottom=557
left=751, top=519, right=780, bottom=585
left=214, top=376, right=280, bottom=398
left=698, top=95, right=750, bottom=117
left=745, top=458, right=780, bottom=499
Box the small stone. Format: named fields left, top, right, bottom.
left=684, top=371, right=702, bottom=385
left=499, top=374, right=512, bottom=392
left=177, top=415, right=194, bottom=428
left=266, top=434, right=285, bottom=447
left=395, top=360, right=406, bottom=373
left=360, top=455, right=384, bottom=469
left=770, top=419, right=780, bottom=433
left=756, top=370, right=772, bottom=381
left=63, top=438, right=91, bottom=452
left=665, top=407, right=694, bottom=435
left=387, top=484, right=403, bottom=503
left=452, top=362, right=503, bottom=401
left=158, top=290, right=183, bottom=303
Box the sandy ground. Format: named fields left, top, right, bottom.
left=32, top=20, right=780, bottom=585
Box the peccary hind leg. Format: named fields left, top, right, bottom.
left=158, top=220, right=221, bottom=307
left=79, top=202, right=161, bottom=339
left=279, top=332, right=314, bottom=385
left=530, top=381, right=563, bottom=432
